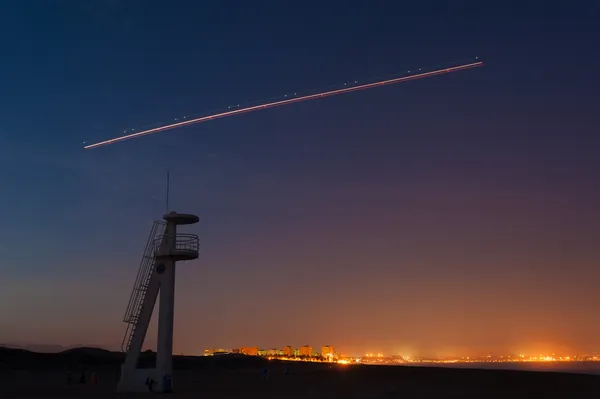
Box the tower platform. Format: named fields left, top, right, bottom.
left=163, top=211, right=199, bottom=225
left=154, top=233, right=199, bottom=261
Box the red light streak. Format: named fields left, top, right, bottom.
left=84, top=61, right=483, bottom=149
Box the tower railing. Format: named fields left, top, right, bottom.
left=154, top=233, right=199, bottom=258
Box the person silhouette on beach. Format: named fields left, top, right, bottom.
left=145, top=377, right=156, bottom=392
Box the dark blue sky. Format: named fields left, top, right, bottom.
left=1, top=1, right=599, bottom=357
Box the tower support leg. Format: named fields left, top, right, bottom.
left=156, top=259, right=176, bottom=392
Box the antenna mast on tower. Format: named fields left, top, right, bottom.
left=165, top=171, right=170, bottom=213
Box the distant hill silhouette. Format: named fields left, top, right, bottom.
left=60, top=347, right=115, bottom=357
left=0, top=346, right=267, bottom=370
left=0, top=343, right=112, bottom=353
left=0, top=343, right=68, bottom=353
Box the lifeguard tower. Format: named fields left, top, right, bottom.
left=117, top=211, right=199, bottom=393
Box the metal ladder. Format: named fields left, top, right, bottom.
left=121, top=220, right=166, bottom=352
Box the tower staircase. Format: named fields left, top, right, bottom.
left=121, top=220, right=166, bottom=352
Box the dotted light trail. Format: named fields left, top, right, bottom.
left=84, top=61, right=483, bottom=149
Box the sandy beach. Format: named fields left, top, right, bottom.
left=2, top=351, right=599, bottom=398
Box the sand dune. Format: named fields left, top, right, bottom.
left=1, top=347, right=598, bottom=398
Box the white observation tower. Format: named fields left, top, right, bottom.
left=117, top=211, right=199, bottom=393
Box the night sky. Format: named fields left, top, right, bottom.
left=1, top=1, right=599, bottom=358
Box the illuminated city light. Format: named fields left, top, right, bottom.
left=204, top=346, right=597, bottom=367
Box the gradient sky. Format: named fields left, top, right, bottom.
left=1, top=1, right=599, bottom=358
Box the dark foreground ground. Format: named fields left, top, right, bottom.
left=1, top=347, right=599, bottom=398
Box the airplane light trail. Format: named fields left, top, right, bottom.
left=84, top=61, right=483, bottom=149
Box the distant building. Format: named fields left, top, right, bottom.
left=267, top=348, right=279, bottom=356
left=204, top=348, right=230, bottom=356
left=283, top=346, right=294, bottom=356
left=321, top=345, right=335, bottom=359
left=258, top=349, right=268, bottom=356
left=294, top=348, right=301, bottom=357
left=240, top=347, right=259, bottom=356
left=300, top=345, right=312, bottom=357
